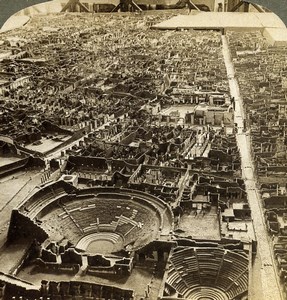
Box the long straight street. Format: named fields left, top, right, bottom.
left=222, top=35, right=283, bottom=300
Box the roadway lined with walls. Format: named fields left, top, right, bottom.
left=222, top=34, right=284, bottom=300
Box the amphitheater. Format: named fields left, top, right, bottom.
left=15, top=181, right=173, bottom=253
left=6, top=180, right=250, bottom=300
left=166, top=247, right=248, bottom=299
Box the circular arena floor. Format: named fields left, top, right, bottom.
left=76, top=232, right=124, bottom=254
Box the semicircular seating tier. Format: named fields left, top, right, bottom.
left=166, top=247, right=249, bottom=300
left=17, top=181, right=174, bottom=252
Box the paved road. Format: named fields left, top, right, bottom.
left=222, top=35, right=283, bottom=300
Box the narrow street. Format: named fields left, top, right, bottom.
left=222, top=35, right=283, bottom=300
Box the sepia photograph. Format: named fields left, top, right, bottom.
left=0, top=0, right=286, bottom=299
